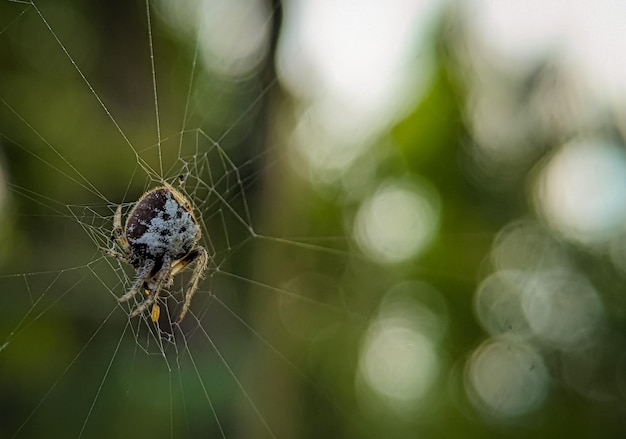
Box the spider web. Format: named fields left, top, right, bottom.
left=0, top=2, right=362, bottom=438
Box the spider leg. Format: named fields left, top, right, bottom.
left=128, top=292, right=158, bottom=318
left=101, top=205, right=132, bottom=263
left=128, top=256, right=171, bottom=319
left=99, top=247, right=131, bottom=264
left=118, top=259, right=155, bottom=303
left=177, top=246, right=208, bottom=323
left=170, top=250, right=198, bottom=277
left=113, top=204, right=130, bottom=254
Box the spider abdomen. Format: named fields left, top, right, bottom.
left=125, top=187, right=200, bottom=261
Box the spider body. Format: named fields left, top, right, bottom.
left=102, top=183, right=208, bottom=323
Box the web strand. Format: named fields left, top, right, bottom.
left=30, top=1, right=159, bottom=180
left=0, top=3, right=360, bottom=439
left=144, top=0, right=163, bottom=176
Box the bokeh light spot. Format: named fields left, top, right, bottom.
left=357, top=283, right=444, bottom=413
left=289, top=112, right=369, bottom=183
left=354, top=179, right=440, bottom=264
left=465, top=337, right=549, bottom=419
left=198, top=0, right=271, bottom=76
left=360, top=323, right=438, bottom=407
left=491, top=219, right=568, bottom=273
left=534, top=140, right=626, bottom=244
left=521, top=272, right=604, bottom=349
left=381, top=281, right=449, bottom=343
left=157, top=0, right=271, bottom=77
left=474, top=270, right=533, bottom=338
left=277, top=0, right=443, bottom=142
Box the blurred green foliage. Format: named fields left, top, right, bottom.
left=1, top=2, right=626, bottom=439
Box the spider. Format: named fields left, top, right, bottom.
left=101, top=182, right=208, bottom=323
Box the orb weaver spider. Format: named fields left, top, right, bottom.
left=101, top=182, right=208, bottom=323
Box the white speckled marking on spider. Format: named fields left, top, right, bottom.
left=128, top=189, right=200, bottom=259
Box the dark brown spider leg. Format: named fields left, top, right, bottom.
left=119, top=259, right=155, bottom=303
left=177, top=246, right=208, bottom=323
left=169, top=249, right=199, bottom=277
left=128, top=256, right=171, bottom=318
